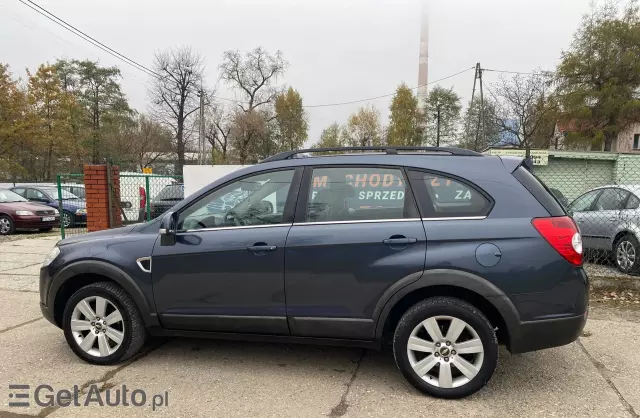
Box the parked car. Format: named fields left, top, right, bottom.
left=568, top=185, right=640, bottom=273
left=60, top=184, right=85, bottom=199
left=147, top=183, right=184, bottom=219
left=0, top=189, right=59, bottom=235
left=11, top=185, right=86, bottom=228
left=40, top=146, right=587, bottom=399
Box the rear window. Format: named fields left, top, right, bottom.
left=154, top=184, right=184, bottom=201
left=512, top=166, right=566, bottom=216
left=408, top=170, right=492, bottom=218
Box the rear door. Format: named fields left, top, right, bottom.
left=284, top=165, right=426, bottom=340
left=569, top=189, right=603, bottom=250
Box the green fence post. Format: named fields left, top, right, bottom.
left=145, top=176, right=151, bottom=222
left=57, top=174, right=65, bottom=239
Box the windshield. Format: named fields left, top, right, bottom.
left=0, top=189, right=28, bottom=203
left=41, top=188, right=79, bottom=200
left=154, top=184, right=184, bottom=201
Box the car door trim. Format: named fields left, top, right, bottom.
left=182, top=223, right=292, bottom=233
left=160, top=314, right=290, bottom=335
left=293, top=218, right=421, bottom=226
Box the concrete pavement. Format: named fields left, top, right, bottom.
left=1, top=236, right=639, bottom=417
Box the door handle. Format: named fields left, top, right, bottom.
left=608, top=217, right=618, bottom=221
left=383, top=237, right=418, bottom=245
left=247, top=244, right=277, bottom=252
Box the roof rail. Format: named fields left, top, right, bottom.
left=260, top=146, right=482, bottom=163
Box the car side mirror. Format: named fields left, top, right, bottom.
left=159, top=211, right=178, bottom=246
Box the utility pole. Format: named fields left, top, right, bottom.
left=198, top=86, right=205, bottom=165
left=473, top=63, right=485, bottom=152
left=436, top=105, right=441, bottom=147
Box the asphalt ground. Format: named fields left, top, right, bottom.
left=1, top=236, right=639, bottom=417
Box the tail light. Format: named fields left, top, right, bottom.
left=139, top=187, right=146, bottom=209
left=532, top=216, right=583, bottom=266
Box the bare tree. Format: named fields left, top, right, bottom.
left=220, top=47, right=287, bottom=162
left=204, top=104, right=233, bottom=164
left=132, top=114, right=173, bottom=170
left=494, top=71, right=558, bottom=155
left=150, top=47, right=204, bottom=175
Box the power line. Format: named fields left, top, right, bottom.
left=17, top=0, right=160, bottom=79
left=483, top=69, right=533, bottom=75
left=304, top=67, right=476, bottom=108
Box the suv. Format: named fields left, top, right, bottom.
left=39, top=147, right=588, bottom=399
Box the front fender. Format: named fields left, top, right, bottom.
left=373, top=269, right=521, bottom=343
left=48, top=260, right=159, bottom=327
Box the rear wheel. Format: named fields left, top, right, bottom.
left=62, top=211, right=75, bottom=228
left=614, top=234, right=640, bottom=274
left=0, top=216, right=15, bottom=235
left=62, top=282, right=147, bottom=365
left=393, top=297, right=498, bottom=399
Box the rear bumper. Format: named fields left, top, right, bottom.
left=508, top=312, right=587, bottom=354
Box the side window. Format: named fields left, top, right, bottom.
left=306, top=167, right=414, bottom=222
left=408, top=170, right=492, bottom=218
left=26, top=189, right=43, bottom=200
left=177, top=170, right=295, bottom=231
left=569, top=190, right=600, bottom=212
left=626, top=194, right=640, bottom=209
left=594, top=188, right=629, bottom=211
left=12, top=188, right=25, bottom=197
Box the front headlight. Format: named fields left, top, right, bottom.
left=42, top=246, right=60, bottom=267
left=53, top=208, right=59, bottom=214
left=75, top=209, right=86, bottom=215
left=15, top=210, right=35, bottom=216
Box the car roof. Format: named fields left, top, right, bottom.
left=586, top=185, right=640, bottom=196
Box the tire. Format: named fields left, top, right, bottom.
left=614, top=234, right=640, bottom=274
left=62, top=211, right=75, bottom=228
left=393, top=297, right=498, bottom=399
left=62, top=281, right=147, bottom=365
left=0, top=215, right=15, bottom=235
left=39, top=227, right=54, bottom=232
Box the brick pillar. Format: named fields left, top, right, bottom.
left=83, top=164, right=122, bottom=232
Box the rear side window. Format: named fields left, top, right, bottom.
left=627, top=194, right=640, bottom=209
left=408, top=170, right=492, bottom=218
left=306, top=167, right=417, bottom=222
left=512, top=166, right=566, bottom=216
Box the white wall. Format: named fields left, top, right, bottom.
left=183, top=165, right=249, bottom=197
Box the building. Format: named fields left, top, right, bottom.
left=554, top=121, right=640, bottom=153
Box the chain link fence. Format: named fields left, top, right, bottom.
left=520, top=150, right=640, bottom=275
left=55, top=173, right=87, bottom=238
left=119, top=174, right=183, bottom=225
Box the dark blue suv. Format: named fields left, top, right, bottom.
left=39, top=147, right=588, bottom=398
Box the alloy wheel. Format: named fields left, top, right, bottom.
left=616, top=240, right=636, bottom=270
left=70, top=296, right=125, bottom=357
left=406, top=315, right=484, bottom=389
left=0, top=218, right=11, bottom=234
left=62, top=212, right=72, bottom=228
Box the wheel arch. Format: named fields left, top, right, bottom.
left=612, top=229, right=638, bottom=249
left=50, top=260, right=157, bottom=328
left=375, top=269, right=520, bottom=349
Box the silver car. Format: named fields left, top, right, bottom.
left=569, top=185, right=640, bottom=273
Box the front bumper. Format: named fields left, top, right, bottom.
left=14, top=215, right=59, bottom=229
left=39, top=266, right=58, bottom=327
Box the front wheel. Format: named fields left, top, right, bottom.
left=614, top=234, right=640, bottom=274
left=62, top=282, right=147, bottom=365
left=393, top=297, right=498, bottom=399
left=0, top=215, right=15, bottom=235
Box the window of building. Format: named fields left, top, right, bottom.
left=634, top=134, right=640, bottom=150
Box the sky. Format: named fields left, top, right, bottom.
left=1, top=0, right=593, bottom=146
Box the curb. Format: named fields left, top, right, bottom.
left=590, top=275, right=640, bottom=291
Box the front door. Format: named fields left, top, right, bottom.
left=589, top=188, right=630, bottom=249
left=152, top=168, right=301, bottom=335
left=284, top=166, right=427, bottom=340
